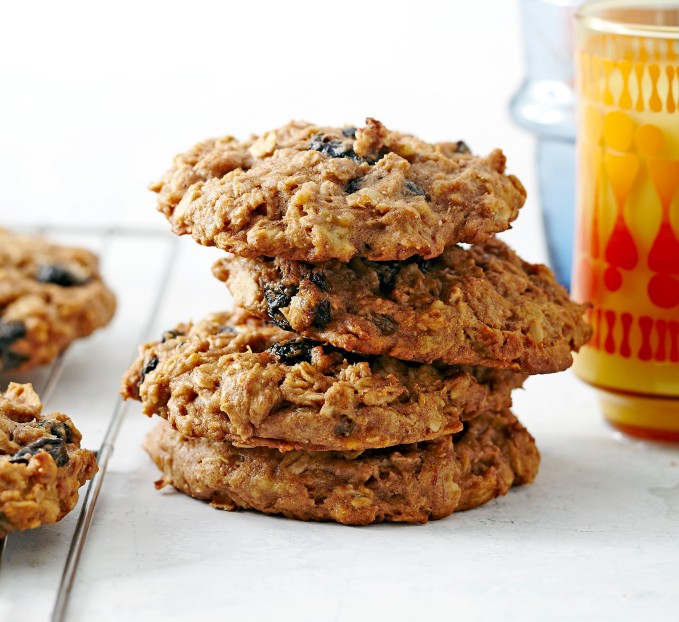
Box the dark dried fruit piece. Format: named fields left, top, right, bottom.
left=454, top=140, right=471, bottom=154
left=161, top=329, right=185, bottom=343
left=138, top=356, right=159, bottom=388
left=1, top=350, right=29, bottom=371
left=405, top=179, right=427, bottom=197
left=37, top=420, right=73, bottom=443
left=407, top=255, right=432, bottom=273
left=374, top=261, right=402, bottom=295
left=368, top=254, right=433, bottom=296
left=309, top=271, right=327, bottom=291
left=266, top=339, right=317, bottom=365
left=309, top=133, right=363, bottom=163
left=0, top=321, right=27, bottom=345
left=264, top=284, right=299, bottom=330
left=345, top=177, right=363, bottom=194
left=367, top=311, right=398, bottom=335
left=0, top=321, right=28, bottom=371
left=341, top=127, right=357, bottom=138
left=311, top=300, right=331, bottom=327
left=35, top=264, right=88, bottom=287
left=335, top=415, right=356, bottom=437
left=10, top=436, right=69, bottom=467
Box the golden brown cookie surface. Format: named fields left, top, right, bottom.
left=0, top=383, right=98, bottom=537
left=151, top=119, right=526, bottom=262
left=122, top=311, right=524, bottom=451
left=0, top=229, right=116, bottom=373
left=144, top=409, right=538, bottom=525
left=213, top=238, right=591, bottom=374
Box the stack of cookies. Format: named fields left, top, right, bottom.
left=122, top=119, right=590, bottom=525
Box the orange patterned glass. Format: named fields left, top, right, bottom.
left=573, top=1, right=679, bottom=440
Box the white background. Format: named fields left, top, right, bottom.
left=0, top=2, right=677, bottom=621
left=0, top=0, right=543, bottom=258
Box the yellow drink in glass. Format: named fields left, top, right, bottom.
left=573, top=1, right=679, bottom=440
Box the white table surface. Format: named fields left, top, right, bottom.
left=1, top=1, right=677, bottom=620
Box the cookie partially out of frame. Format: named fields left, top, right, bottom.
left=121, top=310, right=524, bottom=451
left=213, top=238, right=591, bottom=374
left=0, top=228, right=116, bottom=373
left=0, top=383, right=98, bottom=537
left=150, top=118, right=526, bottom=262
left=144, top=409, right=539, bottom=525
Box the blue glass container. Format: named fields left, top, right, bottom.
left=510, top=0, right=582, bottom=289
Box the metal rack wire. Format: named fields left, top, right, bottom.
left=0, top=226, right=178, bottom=621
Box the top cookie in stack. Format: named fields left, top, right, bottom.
left=127, top=118, right=590, bottom=525
left=151, top=118, right=525, bottom=261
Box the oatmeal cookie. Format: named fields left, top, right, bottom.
left=213, top=237, right=591, bottom=374
left=121, top=311, right=524, bottom=451
left=150, top=118, right=526, bottom=262
left=144, top=409, right=538, bottom=525
left=0, top=229, right=116, bottom=373
left=0, top=383, right=98, bottom=537
left=454, top=407, right=539, bottom=510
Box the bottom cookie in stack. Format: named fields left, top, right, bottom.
left=123, top=310, right=538, bottom=524
left=144, top=409, right=538, bottom=525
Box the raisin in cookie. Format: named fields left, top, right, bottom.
left=0, top=383, right=98, bottom=537
left=0, top=229, right=116, bottom=373
left=121, top=311, right=524, bottom=451
left=150, top=118, right=526, bottom=262
left=213, top=237, right=591, bottom=374
left=144, top=409, right=538, bottom=525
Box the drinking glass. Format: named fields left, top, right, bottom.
left=510, top=0, right=582, bottom=289
left=572, top=0, right=679, bottom=440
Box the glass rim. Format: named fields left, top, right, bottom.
left=577, top=0, right=679, bottom=38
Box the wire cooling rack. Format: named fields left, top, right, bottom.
left=0, top=226, right=182, bottom=621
